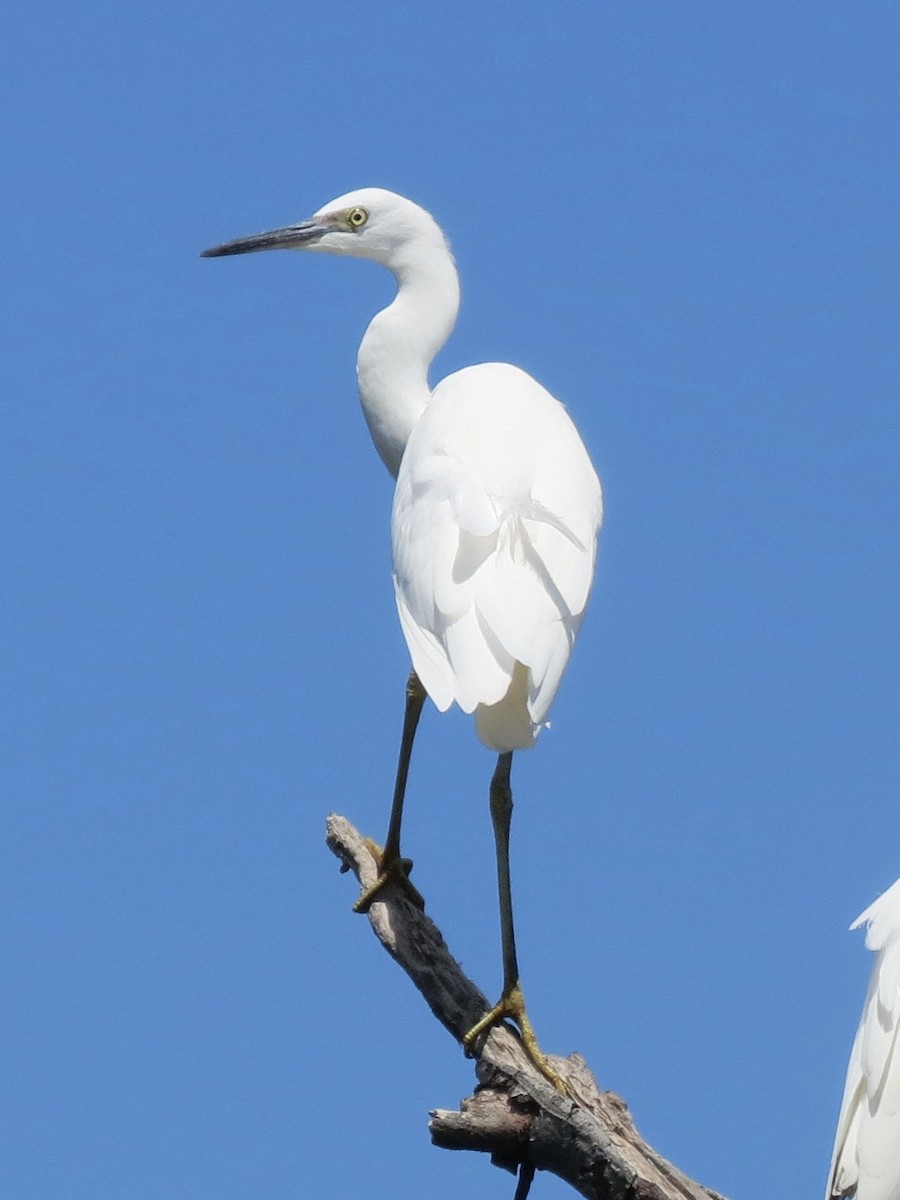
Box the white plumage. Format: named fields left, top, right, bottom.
left=202, top=189, right=602, bottom=1075
left=204, top=187, right=602, bottom=752
left=827, top=877, right=900, bottom=1200
left=392, top=360, right=601, bottom=750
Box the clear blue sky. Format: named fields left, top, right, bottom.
left=3, top=4, right=899, bottom=1198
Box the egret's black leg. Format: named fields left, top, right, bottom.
left=354, top=670, right=427, bottom=912
left=490, top=752, right=519, bottom=994
left=463, top=752, right=565, bottom=1092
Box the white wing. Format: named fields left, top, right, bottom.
left=391, top=362, right=602, bottom=751
left=827, top=877, right=900, bottom=1200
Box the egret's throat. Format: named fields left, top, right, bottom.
left=355, top=249, right=460, bottom=478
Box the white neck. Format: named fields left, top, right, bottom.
left=355, top=243, right=461, bottom=478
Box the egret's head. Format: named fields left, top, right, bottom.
left=201, top=187, right=450, bottom=273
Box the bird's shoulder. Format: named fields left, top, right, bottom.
left=428, top=361, right=570, bottom=426
left=853, top=878, right=900, bottom=947
left=402, top=362, right=601, bottom=518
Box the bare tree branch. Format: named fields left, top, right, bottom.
left=326, top=813, right=727, bottom=1200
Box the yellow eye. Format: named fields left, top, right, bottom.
left=347, top=206, right=368, bottom=229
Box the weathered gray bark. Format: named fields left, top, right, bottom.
left=326, top=813, right=727, bottom=1200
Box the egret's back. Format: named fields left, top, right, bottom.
left=827, top=878, right=900, bottom=1200
left=391, top=362, right=602, bottom=751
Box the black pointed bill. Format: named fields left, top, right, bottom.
left=201, top=217, right=332, bottom=258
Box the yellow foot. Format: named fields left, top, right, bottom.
left=353, top=838, right=426, bottom=913
left=463, top=983, right=567, bottom=1094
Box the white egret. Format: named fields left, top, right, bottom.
left=826, top=877, right=900, bottom=1200
left=202, top=189, right=603, bottom=1082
